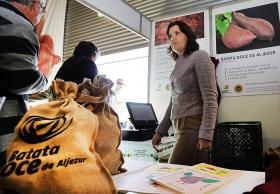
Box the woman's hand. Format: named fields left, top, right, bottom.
left=197, top=138, right=212, bottom=151
left=152, top=132, right=162, bottom=152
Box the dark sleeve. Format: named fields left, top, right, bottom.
left=77, top=60, right=98, bottom=83
left=89, top=62, right=98, bottom=82
left=0, top=70, right=47, bottom=95
left=155, top=99, right=172, bottom=135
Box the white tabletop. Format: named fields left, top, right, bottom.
left=113, top=159, right=265, bottom=194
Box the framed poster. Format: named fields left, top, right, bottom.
left=212, top=0, right=280, bottom=96
left=150, top=10, right=210, bottom=120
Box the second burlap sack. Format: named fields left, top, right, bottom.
left=77, top=76, right=125, bottom=175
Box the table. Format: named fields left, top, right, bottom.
left=113, top=159, right=265, bottom=194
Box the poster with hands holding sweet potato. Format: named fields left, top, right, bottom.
left=215, top=2, right=280, bottom=54
left=36, top=16, right=61, bottom=78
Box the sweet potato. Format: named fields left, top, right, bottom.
left=222, top=20, right=256, bottom=49
left=233, top=12, right=275, bottom=41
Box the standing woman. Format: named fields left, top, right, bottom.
left=152, top=21, right=218, bottom=165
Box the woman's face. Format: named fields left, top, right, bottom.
left=168, top=25, right=188, bottom=55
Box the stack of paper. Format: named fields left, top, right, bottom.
left=151, top=163, right=243, bottom=194
left=117, top=163, right=242, bottom=194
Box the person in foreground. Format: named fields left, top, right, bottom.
left=0, top=0, right=48, bottom=168
left=152, top=21, right=218, bottom=165
left=55, top=41, right=99, bottom=84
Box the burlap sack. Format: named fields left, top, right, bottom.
left=77, top=76, right=125, bottom=175
left=0, top=80, right=116, bottom=194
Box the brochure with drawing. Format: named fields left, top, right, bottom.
left=117, top=163, right=242, bottom=194
left=117, top=163, right=185, bottom=194
left=150, top=163, right=243, bottom=194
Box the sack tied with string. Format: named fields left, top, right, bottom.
left=77, top=76, right=125, bottom=175
left=0, top=80, right=116, bottom=194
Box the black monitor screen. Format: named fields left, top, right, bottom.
left=126, top=102, right=158, bottom=129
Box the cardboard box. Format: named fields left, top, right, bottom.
left=119, top=136, right=175, bottom=162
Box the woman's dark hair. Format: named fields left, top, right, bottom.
left=167, top=21, right=199, bottom=60
left=73, top=41, right=99, bottom=58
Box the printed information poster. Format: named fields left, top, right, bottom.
left=153, top=12, right=206, bottom=92
left=212, top=0, right=280, bottom=96
left=150, top=10, right=210, bottom=120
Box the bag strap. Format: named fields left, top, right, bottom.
left=76, top=81, right=106, bottom=104
left=76, top=76, right=114, bottom=104
left=51, top=79, right=78, bottom=100
left=50, top=76, right=113, bottom=104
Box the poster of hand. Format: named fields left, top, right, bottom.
left=215, top=2, right=280, bottom=54
left=36, top=16, right=61, bottom=78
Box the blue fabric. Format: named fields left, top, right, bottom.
left=55, top=56, right=98, bottom=84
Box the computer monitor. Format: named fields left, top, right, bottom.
left=126, top=102, right=158, bottom=129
